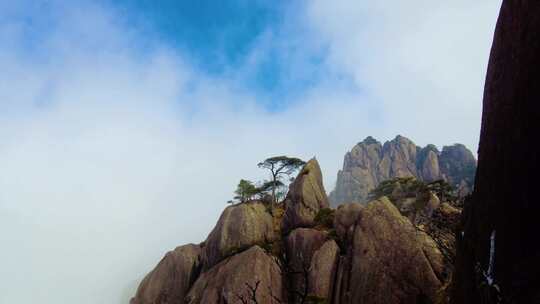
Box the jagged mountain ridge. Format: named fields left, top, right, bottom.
left=329, top=135, right=476, bottom=206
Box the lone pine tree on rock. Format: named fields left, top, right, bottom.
left=258, top=156, right=306, bottom=206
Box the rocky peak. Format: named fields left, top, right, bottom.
left=282, top=158, right=330, bottom=234
left=360, top=135, right=380, bottom=145
left=330, top=136, right=476, bottom=206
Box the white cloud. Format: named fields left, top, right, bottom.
left=0, top=1, right=501, bottom=303
left=304, top=0, right=502, bottom=151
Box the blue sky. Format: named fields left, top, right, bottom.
left=110, top=0, right=283, bottom=70
left=106, top=0, right=330, bottom=103
left=0, top=1, right=502, bottom=303
left=2, top=0, right=331, bottom=109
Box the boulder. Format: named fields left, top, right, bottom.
left=131, top=244, right=201, bottom=304
left=285, top=228, right=328, bottom=302
left=202, top=201, right=276, bottom=269
left=333, top=202, right=363, bottom=240
left=348, top=197, right=444, bottom=304
left=282, top=158, right=329, bottom=233
left=186, top=246, right=283, bottom=304
left=308, top=240, right=340, bottom=301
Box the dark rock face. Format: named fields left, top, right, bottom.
left=130, top=244, right=201, bottom=304
left=330, top=136, right=477, bottom=206
left=282, top=158, right=330, bottom=234
left=452, top=2, right=540, bottom=303
left=439, top=144, right=477, bottom=196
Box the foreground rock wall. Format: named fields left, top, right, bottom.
left=452, top=1, right=540, bottom=303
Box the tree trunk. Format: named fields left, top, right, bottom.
left=452, top=2, right=540, bottom=303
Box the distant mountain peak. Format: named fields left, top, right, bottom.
left=360, top=136, right=380, bottom=145
left=330, top=135, right=476, bottom=206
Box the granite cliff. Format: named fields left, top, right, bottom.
left=131, top=159, right=461, bottom=304
left=451, top=1, right=540, bottom=303
left=329, top=135, right=476, bottom=206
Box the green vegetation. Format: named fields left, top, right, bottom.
left=368, top=177, right=457, bottom=203
left=368, top=176, right=426, bottom=201
left=234, top=179, right=260, bottom=203
left=258, top=156, right=306, bottom=205
left=426, top=179, right=457, bottom=202
left=229, top=156, right=306, bottom=207
left=314, top=208, right=335, bottom=229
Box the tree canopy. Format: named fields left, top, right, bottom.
left=257, top=156, right=306, bottom=205
left=257, top=156, right=306, bottom=177
left=234, top=179, right=259, bottom=203
left=228, top=156, right=306, bottom=207
left=368, top=177, right=457, bottom=203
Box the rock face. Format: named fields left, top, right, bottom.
left=308, top=240, right=339, bottom=300
left=419, top=146, right=442, bottom=182
left=130, top=244, right=201, bottom=304
left=282, top=158, right=330, bottom=234
left=285, top=228, right=329, bottom=302
left=438, top=144, right=477, bottom=196
left=452, top=2, right=540, bottom=303
left=202, top=201, right=276, bottom=269
left=346, top=198, right=444, bottom=304
left=330, top=136, right=476, bottom=206
left=186, top=246, right=283, bottom=304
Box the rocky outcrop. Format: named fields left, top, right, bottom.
left=285, top=228, right=329, bottom=302
left=130, top=244, right=201, bottom=304
left=132, top=155, right=464, bottom=304
left=186, top=246, right=283, bottom=304
left=330, top=136, right=476, bottom=206
left=308, top=240, right=339, bottom=301
left=282, top=158, right=330, bottom=234
left=452, top=2, right=540, bottom=303
left=347, top=197, right=444, bottom=304
left=202, top=201, right=276, bottom=269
